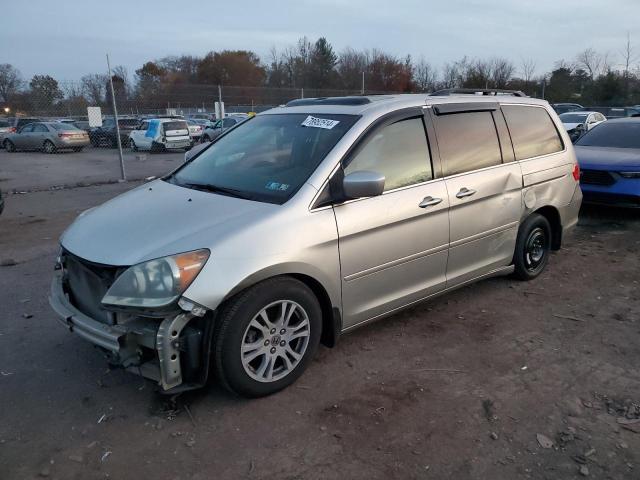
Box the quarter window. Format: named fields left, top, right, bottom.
left=344, top=117, right=433, bottom=191
left=434, top=111, right=502, bottom=176
left=502, top=105, right=563, bottom=160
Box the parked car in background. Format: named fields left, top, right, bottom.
left=552, top=103, right=583, bottom=115
left=559, top=111, right=607, bottom=142
left=575, top=118, right=640, bottom=207
left=200, top=115, right=247, bottom=142
left=186, top=119, right=204, bottom=144
left=0, top=117, right=41, bottom=147
left=129, top=118, right=191, bottom=152
left=89, top=117, right=139, bottom=147
left=51, top=92, right=582, bottom=397
left=581, top=106, right=640, bottom=119
left=189, top=113, right=215, bottom=121
left=59, top=118, right=91, bottom=133
left=3, top=121, right=89, bottom=153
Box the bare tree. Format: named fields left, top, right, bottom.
left=81, top=74, right=108, bottom=105
left=413, top=56, right=438, bottom=92
left=520, top=58, right=537, bottom=84
left=620, top=32, right=636, bottom=99
left=0, top=64, right=24, bottom=102
left=490, top=58, right=515, bottom=88
left=576, top=48, right=603, bottom=79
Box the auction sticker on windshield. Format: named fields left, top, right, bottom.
left=301, top=116, right=340, bottom=129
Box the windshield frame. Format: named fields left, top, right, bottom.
left=165, top=112, right=361, bottom=205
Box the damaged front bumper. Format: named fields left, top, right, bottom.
left=49, top=271, right=213, bottom=392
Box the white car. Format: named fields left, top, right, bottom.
left=559, top=111, right=606, bottom=141
left=129, top=118, right=191, bottom=152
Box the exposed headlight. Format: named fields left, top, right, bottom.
left=102, top=249, right=210, bottom=309
left=619, top=172, right=640, bottom=179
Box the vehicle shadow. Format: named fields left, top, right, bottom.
left=578, top=203, right=640, bottom=229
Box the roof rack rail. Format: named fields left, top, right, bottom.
left=286, top=96, right=371, bottom=107
left=430, top=88, right=527, bottom=97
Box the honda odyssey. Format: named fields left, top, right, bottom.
left=50, top=90, right=582, bottom=397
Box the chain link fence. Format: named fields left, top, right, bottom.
left=2, top=82, right=382, bottom=120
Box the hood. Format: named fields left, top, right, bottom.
left=563, top=122, right=583, bottom=131
left=61, top=179, right=277, bottom=266
left=575, top=146, right=640, bottom=170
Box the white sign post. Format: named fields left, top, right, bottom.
left=87, top=106, right=102, bottom=127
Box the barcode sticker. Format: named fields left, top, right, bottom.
left=301, top=115, right=340, bottom=129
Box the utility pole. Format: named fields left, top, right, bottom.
left=361, top=72, right=365, bottom=94
left=106, top=53, right=126, bottom=182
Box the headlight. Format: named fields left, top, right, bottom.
left=619, top=172, right=640, bottom=179
left=102, top=249, right=210, bottom=309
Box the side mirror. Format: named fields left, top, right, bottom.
left=343, top=170, right=385, bottom=199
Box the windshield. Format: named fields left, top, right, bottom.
left=163, top=121, right=188, bottom=135
left=560, top=113, right=589, bottom=123
left=576, top=122, right=640, bottom=148
left=51, top=122, right=80, bottom=131
left=168, top=113, right=359, bottom=204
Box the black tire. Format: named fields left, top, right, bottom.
left=130, top=140, right=137, bottom=152
left=4, top=140, right=16, bottom=152
left=72, top=147, right=83, bottom=152
left=214, top=277, right=322, bottom=398
left=513, top=213, right=552, bottom=280
left=43, top=140, right=56, bottom=154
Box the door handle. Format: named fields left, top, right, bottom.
left=455, top=187, right=477, bottom=199
left=419, top=196, right=443, bottom=208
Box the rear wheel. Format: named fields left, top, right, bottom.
left=4, top=140, right=15, bottom=152
left=513, top=213, right=552, bottom=280
left=43, top=140, right=56, bottom=154
left=214, top=277, right=322, bottom=397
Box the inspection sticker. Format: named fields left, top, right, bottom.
left=266, top=182, right=290, bottom=191
left=301, top=115, right=340, bottom=129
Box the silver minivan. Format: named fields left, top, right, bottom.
left=50, top=91, right=582, bottom=397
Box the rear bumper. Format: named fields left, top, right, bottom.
left=55, top=137, right=90, bottom=148
left=559, top=183, right=583, bottom=237
left=49, top=271, right=211, bottom=391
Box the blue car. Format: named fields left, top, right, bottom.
left=575, top=118, right=640, bottom=207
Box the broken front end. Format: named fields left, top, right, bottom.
left=49, top=249, right=214, bottom=392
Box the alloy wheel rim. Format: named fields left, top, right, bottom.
left=524, top=227, right=546, bottom=271
left=240, top=300, right=310, bottom=383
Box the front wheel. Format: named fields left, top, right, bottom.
left=512, top=213, right=551, bottom=280
left=214, top=277, right=322, bottom=397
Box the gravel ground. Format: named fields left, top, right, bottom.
left=0, top=182, right=638, bottom=480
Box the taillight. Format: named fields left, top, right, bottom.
left=8, top=127, right=16, bottom=133
left=572, top=164, right=580, bottom=181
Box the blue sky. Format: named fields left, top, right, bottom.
left=2, top=0, right=639, bottom=81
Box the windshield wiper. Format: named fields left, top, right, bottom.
left=181, top=182, right=254, bottom=200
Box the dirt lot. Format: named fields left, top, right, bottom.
left=0, top=146, right=184, bottom=192
left=0, top=174, right=639, bottom=479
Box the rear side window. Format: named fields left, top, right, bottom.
left=344, top=117, right=433, bottom=191
left=502, top=105, right=563, bottom=160
left=434, top=112, right=502, bottom=176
